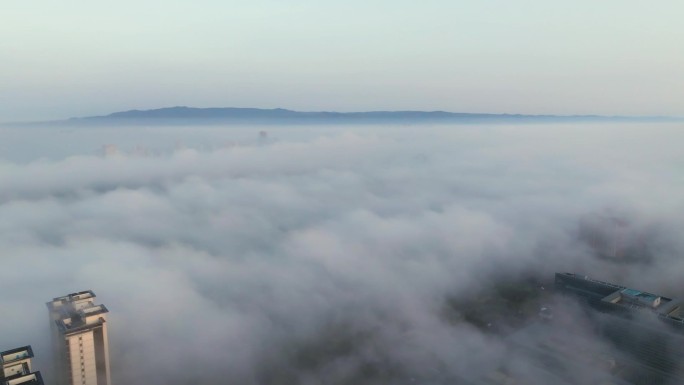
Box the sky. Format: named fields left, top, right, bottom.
left=2, top=2, right=684, bottom=381
left=1, top=0, right=683, bottom=121
left=2, top=122, right=684, bottom=384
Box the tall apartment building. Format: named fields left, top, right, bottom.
left=0, top=345, right=44, bottom=385
left=47, top=291, right=111, bottom=385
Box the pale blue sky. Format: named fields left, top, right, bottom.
left=1, top=0, right=682, bottom=121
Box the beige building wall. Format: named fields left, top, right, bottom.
left=68, top=333, right=97, bottom=385
left=47, top=291, right=111, bottom=385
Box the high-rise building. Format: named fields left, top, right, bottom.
left=0, top=345, right=44, bottom=385
left=47, top=291, right=111, bottom=385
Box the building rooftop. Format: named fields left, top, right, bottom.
left=52, top=290, right=96, bottom=302
left=47, top=290, right=109, bottom=334
left=46, top=290, right=96, bottom=311
left=0, top=347, right=33, bottom=365
left=555, top=272, right=684, bottom=326
left=58, top=303, right=109, bottom=320
left=61, top=317, right=107, bottom=336
left=1, top=346, right=42, bottom=385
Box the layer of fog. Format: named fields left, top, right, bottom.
left=1, top=123, right=683, bottom=384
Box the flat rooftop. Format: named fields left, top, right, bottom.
left=59, top=304, right=109, bottom=332
left=0, top=346, right=33, bottom=365
left=47, top=290, right=96, bottom=308
left=61, top=318, right=106, bottom=336
left=47, top=290, right=109, bottom=334
left=53, top=290, right=95, bottom=301
left=556, top=272, right=684, bottom=325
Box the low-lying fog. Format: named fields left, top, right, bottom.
left=1, top=123, right=683, bottom=384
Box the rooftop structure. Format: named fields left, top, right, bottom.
left=1, top=346, right=44, bottom=385
left=555, top=272, right=684, bottom=326
left=47, top=291, right=109, bottom=335
left=555, top=272, right=684, bottom=384
left=47, top=291, right=111, bottom=385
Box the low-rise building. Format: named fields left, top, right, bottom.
left=555, top=272, right=684, bottom=384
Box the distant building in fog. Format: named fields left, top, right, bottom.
left=47, top=291, right=111, bottom=385
left=101, top=145, right=119, bottom=157
left=578, top=212, right=653, bottom=262
left=0, top=345, right=44, bottom=385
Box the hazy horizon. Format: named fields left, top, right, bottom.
left=2, top=1, right=683, bottom=122
left=3, top=1, right=684, bottom=384
left=4, top=105, right=683, bottom=126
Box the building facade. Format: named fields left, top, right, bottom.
left=47, top=291, right=111, bottom=385
left=0, top=345, right=44, bottom=385
left=555, top=272, right=684, bottom=384
left=554, top=272, right=684, bottom=325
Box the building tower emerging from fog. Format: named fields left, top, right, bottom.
left=47, top=291, right=111, bottom=385
left=1, top=345, right=44, bottom=385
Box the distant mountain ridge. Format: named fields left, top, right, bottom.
left=54, top=106, right=681, bottom=125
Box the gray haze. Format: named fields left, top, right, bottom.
left=2, top=1, right=684, bottom=121
left=1, top=123, right=684, bottom=384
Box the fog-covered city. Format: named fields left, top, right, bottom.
left=1, top=122, right=684, bottom=384
left=2, top=1, right=684, bottom=384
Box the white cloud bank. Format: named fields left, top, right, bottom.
left=1, top=123, right=684, bottom=384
